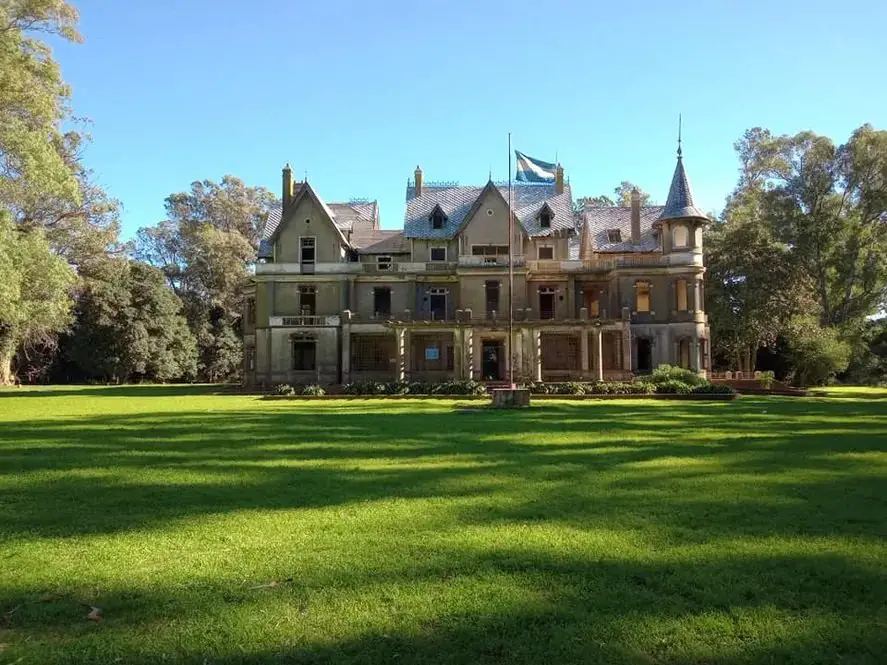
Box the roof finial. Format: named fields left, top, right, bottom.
left=489, top=166, right=492, bottom=181
left=677, top=113, right=683, bottom=159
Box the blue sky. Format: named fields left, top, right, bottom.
left=53, top=0, right=885, bottom=237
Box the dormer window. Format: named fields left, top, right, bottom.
left=607, top=229, right=622, bottom=243
left=429, top=205, right=447, bottom=230
left=538, top=204, right=553, bottom=229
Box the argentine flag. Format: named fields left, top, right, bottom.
left=515, top=151, right=556, bottom=183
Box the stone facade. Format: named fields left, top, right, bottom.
left=243, top=154, right=712, bottom=387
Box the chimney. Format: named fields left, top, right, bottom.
left=414, top=165, right=423, bottom=198
left=282, top=163, right=293, bottom=213
left=630, top=188, right=641, bottom=243
left=555, top=164, right=564, bottom=195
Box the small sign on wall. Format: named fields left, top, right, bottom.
left=425, top=345, right=439, bottom=360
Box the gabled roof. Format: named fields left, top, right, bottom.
left=403, top=181, right=574, bottom=239
left=258, top=189, right=379, bottom=258
left=351, top=229, right=409, bottom=254
left=659, top=152, right=708, bottom=222
left=579, top=205, right=665, bottom=252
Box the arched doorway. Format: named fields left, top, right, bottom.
left=636, top=338, right=652, bottom=373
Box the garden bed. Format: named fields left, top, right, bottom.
left=262, top=392, right=739, bottom=401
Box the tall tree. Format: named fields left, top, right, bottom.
left=0, top=212, right=74, bottom=384
left=736, top=125, right=887, bottom=327
left=0, top=0, right=82, bottom=210
left=134, top=176, right=275, bottom=382
left=63, top=260, right=197, bottom=383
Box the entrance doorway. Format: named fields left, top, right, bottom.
left=481, top=340, right=504, bottom=380
left=637, top=337, right=652, bottom=372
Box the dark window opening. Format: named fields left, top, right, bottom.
left=299, top=285, right=316, bottom=315
left=430, top=208, right=446, bottom=229
left=539, top=287, right=556, bottom=320
left=292, top=337, right=316, bottom=371
left=428, top=288, right=447, bottom=320
left=430, top=247, right=446, bottom=262
left=246, top=297, right=256, bottom=325
left=351, top=335, right=394, bottom=371
left=540, top=211, right=551, bottom=228
left=606, top=229, right=622, bottom=243
left=377, top=255, right=393, bottom=271
left=374, top=287, right=391, bottom=317
left=485, top=281, right=500, bottom=317
left=637, top=338, right=652, bottom=372
left=538, top=246, right=554, bottom=260
left=481, top=340, right=503, bottom=380
left=300, top=237, right=315, bottom=263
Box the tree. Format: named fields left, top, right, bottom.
left=735, top=125, right=887, bottom=328
left=0, top=0, right=82, bottom=210
left=63, top=260, right=197, bottom=383
left=575, top=181, right=651, bottom=210
left=0, top=212, right=75, bottom=384
left=784, top=315, right=852, bottom=386
left=134, top=176, right=275, bottom=382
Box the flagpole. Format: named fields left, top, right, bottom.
left=508, top=133, right=515, bottom=388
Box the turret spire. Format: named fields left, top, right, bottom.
left=658, top=123, right=708, bottom=222
left=677, top=114, right=682, bottom=158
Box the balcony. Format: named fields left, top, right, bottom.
left=269, top=315, right=341, bottom=327
left=458, top=256, right=526, bottom=268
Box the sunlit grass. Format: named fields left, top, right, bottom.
left=0, top=387, right=885, bottom=664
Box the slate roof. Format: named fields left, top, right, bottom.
left=351, top=229, right=409, bottom=254
left=257, top=195, right=380, bottom=258
left=659, top=153, right=708, bottom=221
left=579, top=206, right=665, bottom=252
left=403, top=182, right=574, bottom=239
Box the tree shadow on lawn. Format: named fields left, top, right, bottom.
left=0, top=384, right=238, bottom=398
left=0, top=399, right=885, bottom=542
left=2, top=548, right=885, bottom=664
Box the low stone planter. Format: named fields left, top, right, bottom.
left=491, top=388, right=531, bottom=408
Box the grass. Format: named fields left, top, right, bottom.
left=0, top=386, right=885, bottom=665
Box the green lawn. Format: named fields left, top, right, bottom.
left=1, top=387, right=885, bottom=664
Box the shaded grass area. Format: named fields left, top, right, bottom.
left=0, top=387, right=886, bottom=664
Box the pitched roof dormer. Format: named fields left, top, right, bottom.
left=537, top=202, right=554, bottom=229
left=429, top=204, right=447, bottom=230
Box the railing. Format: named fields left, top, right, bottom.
left=457, top=256, right=526, bottom=267
left=362, top=262, right=457, bottom=274
left=269, top=315, right=341, bottom=327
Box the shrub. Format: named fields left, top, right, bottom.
left=270, top=383, right=295, bottom=396
left=557, top=381, right=586, bottom=395
left=300, top=384, right=326, bottom=396
left=407, top=381, right=434, bottom=395
left=691, top=384, right=735, bottom=395
left=433, top=380, right=486, bottom=395
left=647, top=364, right=708, bottom=387
left=584, top=382, right=610, bottom=395
left=757, top=370, right=776, bottom=390
left=386, top=381, right=410, bottom=395
left=654, top=379, right=693, bottom=394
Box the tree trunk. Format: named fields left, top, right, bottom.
left=0, top=343, right=14, bottom=386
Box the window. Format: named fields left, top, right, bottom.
left=299, top=285, right=316, bottom=315
left=485, top=281, right=500, bottom=317
left=376, top=255, right=393, bottom=271
left=351, top=335, right=394, bottom=371
left=673, top=224, right=689, bottom=248
left=539, top=211, right=551, bottom=228
left=676, top=278, right=688, bottom=311
left=539, top=286, right=556, bottom=320
left=636, top=281, right=650, bottom=313
left=678, top=338, right=690, bottom=368
left=541, top=334, right=578, bottom=370
left=606, top=229, right=622, bottom=243
left=584, top=289, right=600, bottom=317
left=245, top=297, right=256, bottom=325
left=538, top=246, right=554, bottom=260
left=428, top=287, right=447, bottom=320
left=245, top=347, right=256, bottom=371
left=291, top=336, right=316, bottom=371
left=430, top=247, right=447, bottom=262
left=299, top=237, right=316, bottom=263
left=373, top=287, right=391, bottom=317
left=430, top=206, right=446, bottom=230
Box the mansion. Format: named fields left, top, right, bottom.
left=242, top=149, right=711, bottom=386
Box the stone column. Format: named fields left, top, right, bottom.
left=454, top=328, right=464, bottom=380
left=533, top=329, right=542, bottom=382
left=595, top=328, right=604, bottom=382
left=693, top=278, right=701, bottom=312
left=265, top=328, right=273, bottom=386
left=396, top=328, right=406, bottom=382
left=580, top=329, right=589, bottom=377
left=566, top=276, right=576, bottom=319
left=348, top=279, right=357, bottom=315
left=622, top=325, right=632, bottom=373
left=692, top=336, right=701, bottom=372
left=466, top=328, right=475, bottom=381
left=340, top=320, right=351, bottom=385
